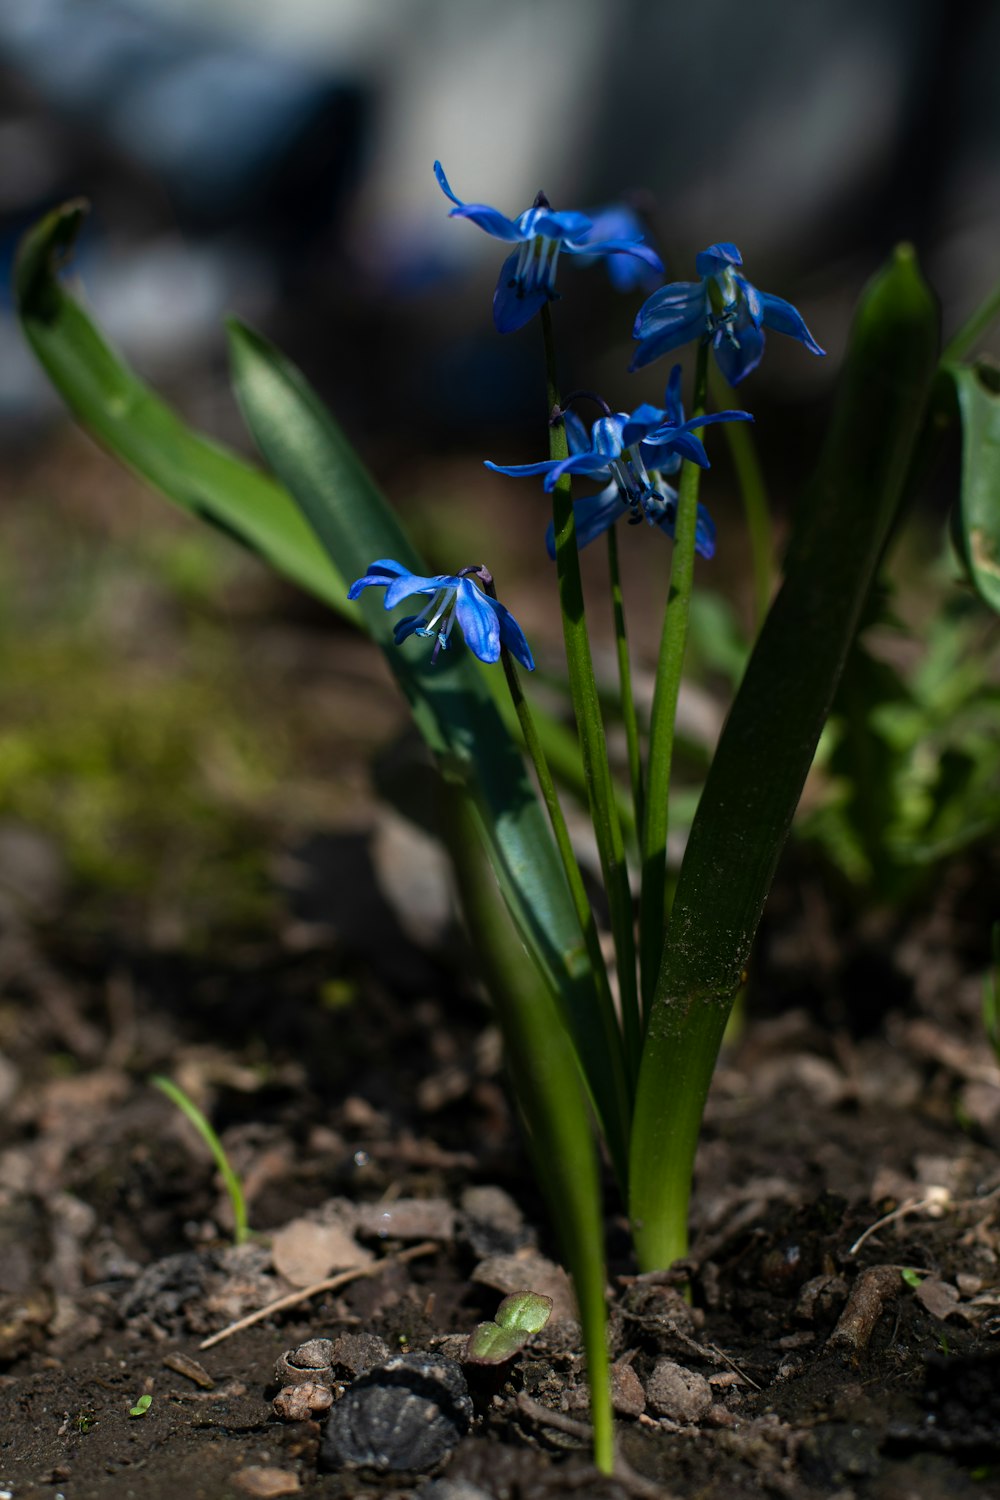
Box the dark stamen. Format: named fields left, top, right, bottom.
left=532, top=190, right=552, bottom=210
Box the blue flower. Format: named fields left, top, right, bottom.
left=348, top=559, right=534, bottom=670
left=577, top=202, right=663, bottom=293
left=485, top=366, right=750, bottom=556
left=631, top=242, right=825, bottom=384
left=435, top=161, right=663, bottom=334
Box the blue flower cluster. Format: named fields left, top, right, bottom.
left=349, top=166, right=826, bottom=667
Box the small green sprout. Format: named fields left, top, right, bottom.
left=151, top=1075, right=249, bottom=1246
left=900, top=1267, right=924, bottom=1289
left=464, top=1289, right=553, bottom=1366
left=129, top=1395, right=153, bottom=1418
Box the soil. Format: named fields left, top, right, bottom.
left=3, top=438, right=1000, bottom=1500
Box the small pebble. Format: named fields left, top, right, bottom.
left=610, top=1359, right=645, bottom=1417
left=645, top=1359, right=713, bottom=1423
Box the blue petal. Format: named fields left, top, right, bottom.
left=493, top=250, right=553, bottom=333
left=383, top=570, right=450, bottom=608
left=433, top=161, right=524, bottom=243
left=522, top=206, right=594, bottom=242
left=453, top=578, right=501, bottom=663
left=694, top=503, right=717, bottom=559
left=485, top=457, right=563, bottom=481
left=545, top=484, right=622, bottom=558
left=563, top=409, right=591, bottom=456
left=620, top=402, right=672, bottom=448
left=661, top=428, right=710, bottom=468
left=759, top=292, right=825, bottom=355
left=695, top=243, right=742, bottom=278
left=735, top=274, right=763, bottom=327
left=494, top=599, right=535, bottom=670
left=590, top=413, right=628, bottom=458
left=662, top=364, right=685, bottom=426
left=393, top=614, right=422, bottom=644
left=633, top=280, right=706, bottom=338
left=712, top=318, right=765, bottom=385
left=651, top=496, right=716, bottom=560
left=347, top=558, right=411, bottom=600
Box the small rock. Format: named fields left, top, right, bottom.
left=330, top=1331, right=392, bottom=1380
left=460, top=1185, right=532, bottom=1256
left=645, top=1359, right=713, bottom=1423
left=273, top=1382, right=334, bottom=1421
left=320, top=1353, right=473, bottom=1474
left=471, top=1252, right=576, bottom=1324
left=796, top=1274, right=848, bottom=1324
left=233, top=1467, right=300, bottom=1497
left=610, top=1359, right=645, bottom=1417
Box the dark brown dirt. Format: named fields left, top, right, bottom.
left=2, top=439, right=1000, bottom=1500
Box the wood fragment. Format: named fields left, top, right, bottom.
left=162, top=1351, right=215, bottom=1388
left=828, top=1265, right=902, bottom=1354
left=198, top=1241, right=437, bottom=1350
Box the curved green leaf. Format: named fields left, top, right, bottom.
left=15, top=201, right=348, bottom=613
left=225, top=318, right=631, bottom=1180
left=630, top=246, right=940, bottom=1270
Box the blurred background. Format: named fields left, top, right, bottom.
left=2, top=0, right=999, bottom=951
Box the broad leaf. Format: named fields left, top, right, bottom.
left=15, top=201, right=348, bottom=613
left=630, top=247, right=940, bottom=1270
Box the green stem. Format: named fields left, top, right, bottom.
left=943, top=277, right=1000, bottom=364
left=708, top=364, right=773, bottom=630
left=639, top=340, right=709, bottom=1016
left=607, top=523, right=645, bottom=838
left=498, top=640, right=632, bottom=1186
left=541, top=305, right=641, bottom=1085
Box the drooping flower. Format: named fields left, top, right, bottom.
left=348, top=559, right=534, bottom=670
left=631, top=242, right=825, bottom=384
left=435, top=161, right=663, bottom=334
left=485, top=366, right=750, bottom=557
left=577, top=202, right=662, bottom=293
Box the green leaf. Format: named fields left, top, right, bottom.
left=15, top=200, right=349, bottom=614
left=951, top=360, right=1000, bottom=613
left=630, top=246, right=940, bottom=1270
left=445, top=798, right=611, bottom=1471
left=129, top=1395, right=153, bottom=1418
left=494, top=1290, right=554, bottom=1333
left=464, top=1291, right=553, bottom=1365
left=225, top=318, right=631, bottom=1180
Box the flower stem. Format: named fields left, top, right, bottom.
left=708, top=364, right=773, bottom=631
left=541, top=304, right=641, bottom=1085
left=496, top=639, right=632, bottom=1186
left=639, top=339, right=709, bottom=1018
left=607, top=523, right=644, bottom=837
